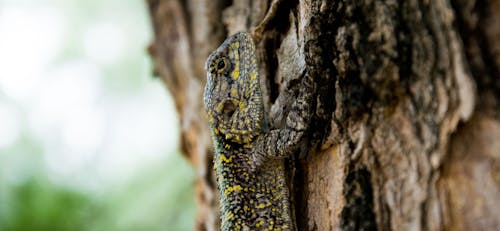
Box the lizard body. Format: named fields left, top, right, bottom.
left=204, top=32, right=312, bottom=231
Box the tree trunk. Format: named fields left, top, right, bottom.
left=146, top=0, right=499, bottom=230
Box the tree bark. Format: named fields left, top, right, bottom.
left=146, top=0, right=499, bottom=230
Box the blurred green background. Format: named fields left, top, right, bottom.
left=0, top=0, right=196, bottom=230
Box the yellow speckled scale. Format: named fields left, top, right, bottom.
left=204, top=32, right=294, bottom=231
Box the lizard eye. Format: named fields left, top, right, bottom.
left=217, top=60, right=226, bottom=70
left=210, top=57, right=231, bottom=75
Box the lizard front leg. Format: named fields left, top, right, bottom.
left=252, top=74, right=315, bottom=170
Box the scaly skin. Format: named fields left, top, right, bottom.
left=204, top=32, right=312, bottom=231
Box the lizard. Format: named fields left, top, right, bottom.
left=203, top=31, right=313, bottom=231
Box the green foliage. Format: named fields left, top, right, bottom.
left=0, top=154, right=196, bottom=231
left=102, top=153, right=196, bottom=231
left=0, top=178, right=102, bottom=231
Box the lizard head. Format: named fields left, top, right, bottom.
left=204, top=32, right=264, bottom=145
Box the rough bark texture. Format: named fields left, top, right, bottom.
left=146, top=0, right=499, bottom=230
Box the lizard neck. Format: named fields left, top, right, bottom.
left=213, top=137, right=293, bottom=231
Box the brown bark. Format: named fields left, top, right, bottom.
left=146, top=0, right=499, bottom=230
